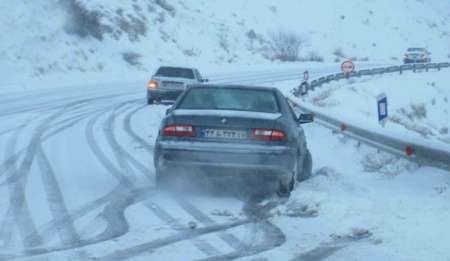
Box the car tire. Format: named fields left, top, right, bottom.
left=147, top=98, right=155, bottom=105
left=277, top=175, right=294, bottom=198
left=297, top=150, right=312, bottom=182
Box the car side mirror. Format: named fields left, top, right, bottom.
left=297, top=113, right=314, bottom=124
left=166, top=108, right=172, bottom=115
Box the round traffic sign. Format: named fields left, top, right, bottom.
left=341, top=60, right=355, bottom=74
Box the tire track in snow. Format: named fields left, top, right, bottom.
left=0, top=97, right=127, bottom=251
left=289, top=235, right=375, bottom=261
left=0, top=111, right=94, bottom=187
left=103, top=101, right=152, bottom=180
left=0, top=189, right=156, bottom=260
left=122, top=105, right=154, bottom=153
left=196, top=198, right=286, bottom=261
left=0, top=123, right=25, bottom=249
left=0, top=94, right=128, bottom=186
left=104, top=101, right=223, bottom=258
left=3, top=102, right=72, bottom=249
left=34, top=144, right=88, bottom=260
left=145, top=201, right=221, bottom=257
left=93, top=219, right=252, bottom=261
left=175, top=197, right=248, bottom=252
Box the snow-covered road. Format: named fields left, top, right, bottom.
left=1, top=65, right=449, bottom=261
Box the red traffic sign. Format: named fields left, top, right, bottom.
left=341, top=60, right=355, bottom=74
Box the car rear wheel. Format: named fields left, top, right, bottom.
left=297, top=150, right=312, bottom=182
left=277, top=174, right=295, bottom=197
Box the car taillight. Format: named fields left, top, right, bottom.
left=148, top=80, right=158, bottom=89
left=252, top=129, right=286, bottom=141
left=163, top=125, right=196, bottom=137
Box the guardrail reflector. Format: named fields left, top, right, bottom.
left=405, top=146, right=414, bottom=156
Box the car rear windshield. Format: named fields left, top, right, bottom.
left=155, top=67, right=195, bottom=79
left=177, top=88, right=280, bottom=113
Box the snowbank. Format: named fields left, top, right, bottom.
left=301, top=70, right=450, bottom=147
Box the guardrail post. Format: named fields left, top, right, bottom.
left=399, top=66, right=402, bottom=75
left=438, top=63, right=441, bottom=71
left=426, top=63, right=429, bottom=72
left=413, top=64, right=416, bottom=73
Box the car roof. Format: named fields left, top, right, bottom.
left=187, top=84, right=279, bottom=92
left=157, top=66, right=196, bottom=70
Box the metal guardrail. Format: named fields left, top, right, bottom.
left=291, top=62, right=450, bottom=172
left=309, top=62, right=450, bottom=89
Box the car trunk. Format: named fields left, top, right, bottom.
left=168, top=109, right=283, bottom=144
left=153, top=76, right=192, bottom=90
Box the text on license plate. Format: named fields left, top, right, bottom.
left=202, top=129, right=248, bottom=139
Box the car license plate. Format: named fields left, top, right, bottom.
left=202, top=129, right=248, bottom=139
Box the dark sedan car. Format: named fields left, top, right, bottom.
left=153, top=85, right=313, bottom=196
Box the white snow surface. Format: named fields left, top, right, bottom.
left=0, top=69, right=449, bottom=260
left=1, top=1, right=450, bottom=260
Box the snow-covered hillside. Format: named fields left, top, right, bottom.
left=1, top=0, right=450, bottom=88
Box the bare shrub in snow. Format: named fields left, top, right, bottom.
left=246, top=30, right=266, bottom=44
left=333, top=48, right=345, bottom=58
left=122, top=52, right=142, bottom=67
left=115, top=15, right=148, bottom=41
left=390, top=116, right=434, bottom=138
left=398, top=103, right=427, bottom=120
left=304, top=51, right=324, bottom=62
left=155, top=0, right=176, bottom=16
left=64, top=0, right=111, bottom=40
left=269, top=31, right=303, bottom=62
left=157, top=12, right=166, bottom=23
left=183, top=49, right=199, bottom=57
left=218, top=26, right=230, bottom=53
left=361, top=153, right=416, bottom=175
left=359, top=56, right=369, bottom=62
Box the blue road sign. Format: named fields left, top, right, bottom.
left=377, top=93, right=388, bottom=126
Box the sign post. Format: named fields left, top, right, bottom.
left=303, top=70, right=309, bottom=82
left=377, top=93, right=388, bottom=127
left=300, top=70, right=309, bottom=96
